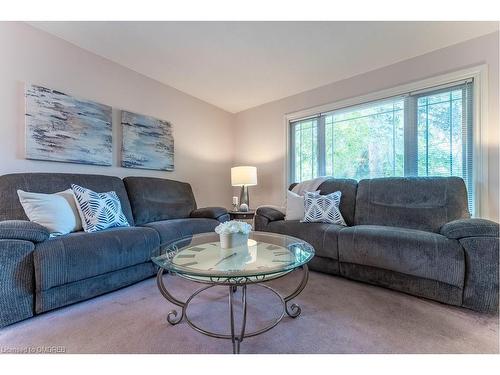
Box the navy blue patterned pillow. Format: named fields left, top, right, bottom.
left=301, top=191, right=346, bottom=225
left=71, top=184, right=130, bottom=232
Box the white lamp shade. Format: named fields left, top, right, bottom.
left=231, top=166, right=257, bottom=186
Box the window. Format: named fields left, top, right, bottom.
left=289, top=79, right=474, bottom=213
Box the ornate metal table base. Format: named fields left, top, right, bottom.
left=156, top=265, right=309, bottom=354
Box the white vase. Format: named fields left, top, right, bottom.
left=220, top=232, right=249, bottom=249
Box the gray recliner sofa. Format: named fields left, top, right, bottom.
left=255, top=177, right=499, bottom=313
left=0, top=173, right=229, bottom=328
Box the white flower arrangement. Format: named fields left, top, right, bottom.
left=215, top=220, right=252, bottom=235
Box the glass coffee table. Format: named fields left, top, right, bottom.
left=151, top=231, right=315, bottom=354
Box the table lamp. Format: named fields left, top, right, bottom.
left=231, top=166, right=257, bottom=210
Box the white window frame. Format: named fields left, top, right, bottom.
left=284, top=65, right=488, bottom=217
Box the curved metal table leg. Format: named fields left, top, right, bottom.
left=283, top=265, right=309, bottom=318
left=229, top=284, right=247, bottom=354
left=156, top=268, right=186, bottom=325
left=156, top=265, right=309, bottom=353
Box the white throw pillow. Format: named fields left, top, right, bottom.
left=17, top=189, right=83, bottom=236
left=71, top=184, right=130, bottom=232
left=301, top=191, right=346, bottom=225
left=285, top=190, right=319, bottom=221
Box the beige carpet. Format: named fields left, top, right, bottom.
left=0, top=271, right=498, bottom=354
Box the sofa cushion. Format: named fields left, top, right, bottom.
left=302, top=191, right=346, bottom=225
left=143, top=218, right=219, bottom=246
left=291, top=178, right=358, bottom=226
left=354, top=177, right=469, bottom=232
left=17, top=189, right=83, bottom=235
left=0, top=173, right=134, bottom=226
left=71, top=184, right=130, bottom=232
left=34, top=226, right=160, bottom=291
left=286, top=190, right=318, bottom=221
left=265, top=220, right=345, bottom=260
left=123, top=176, right=197, bottom=225
left=338, top=225, right=465, bottom=287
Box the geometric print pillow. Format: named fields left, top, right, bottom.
left=71, top=184, right=130, bottom=232
left=301, top=191, right=346, bottom=226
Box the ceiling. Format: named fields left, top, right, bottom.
left=29, top=21, right=499, bottom=113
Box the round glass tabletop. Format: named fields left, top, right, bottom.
left=152, top=231, right=315, bottom=283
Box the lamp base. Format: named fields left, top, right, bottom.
left=239, top=185, right=249, bottom=209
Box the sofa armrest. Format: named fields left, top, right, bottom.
left=190, top=207, right=229, bottom=222
left=459, top=236, right=499, bottom=312
left=0, top=220, right=49, bottom=243
left=255, top=206, right=285, bottom=231
left=440, top=218, right=499, bottom=239
left=440, top=219, right=500, bottom=312
left=255, top=206, right=285, bottom=222
left=0, top=239, right=36, bottom=327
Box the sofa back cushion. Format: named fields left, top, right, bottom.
left=354, top=177, right=470, bottom=232
left=289, top=178, right=358, bottom=226
left=0, top=173, right=134, bottom=226
left=123, top=176, right=197, bottom=225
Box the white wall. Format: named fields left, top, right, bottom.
left=0, top=22, right=235, bottom=208
left=233, top=32, right=500, bottom=221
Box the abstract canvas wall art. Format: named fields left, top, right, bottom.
left=25, top=84, right=112, bottom=166
left=121, top=110, right=174, bottom=171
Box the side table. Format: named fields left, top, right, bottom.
left=228, top=210, right=255, bottom=227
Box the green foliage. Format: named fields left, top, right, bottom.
left=418, top=90, right=463, bottom=177
left=293, top=88, right=465, bottom=183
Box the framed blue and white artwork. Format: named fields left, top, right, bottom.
left=121, top=110, right=174, bottom=171
left=25, top=84, right=112, bottom=166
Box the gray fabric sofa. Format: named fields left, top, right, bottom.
left=0, top=173, right=229, bottom=328
left=255, top=177, right=499, bottom=313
